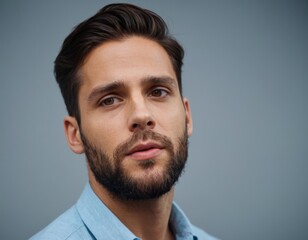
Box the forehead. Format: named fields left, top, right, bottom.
left=78, top=36, right=177, bottom=90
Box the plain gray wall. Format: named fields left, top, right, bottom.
left=1, top=0, right=307, bottom=239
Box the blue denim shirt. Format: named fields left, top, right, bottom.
left=30, top=183, right=218, bottom=240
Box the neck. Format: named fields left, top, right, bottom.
left=89, top=175, right=175, bottom=240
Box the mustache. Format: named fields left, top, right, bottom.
left=113, top=130, right=173, bottom=160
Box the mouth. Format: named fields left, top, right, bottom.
left=126, top=142, right=163, bottom=161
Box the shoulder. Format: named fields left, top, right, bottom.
left=29, top=206, right=92, bottom=240
left=191, top=224, right=220, bottom=240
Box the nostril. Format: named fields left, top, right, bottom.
left=131, top=120, right=154, bottom=131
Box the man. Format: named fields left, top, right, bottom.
left=30, top=3, right=218, bottom=240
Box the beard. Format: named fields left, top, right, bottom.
left=80, top=128, right=188, bottom=201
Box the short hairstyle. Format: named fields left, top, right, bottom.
left=54, top=3, right=184, bottom=123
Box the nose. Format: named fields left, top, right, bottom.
left=128, top=98, right=155, bottom=132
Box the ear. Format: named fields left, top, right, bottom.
left=63, top=116, right=84, bottom=154
left=183, top=97, right=193, bottom=137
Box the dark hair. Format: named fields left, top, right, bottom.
left=54, top=3, right=184, bottom=123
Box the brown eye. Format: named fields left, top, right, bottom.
left=151, top=88, right=168, bottom=97
left=100, top=96, right=121, bottom=106
left=102, top=97, right=114, bottom=105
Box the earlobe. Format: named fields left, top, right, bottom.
left=64, top=116, right=85, bottom=154
left=183, top=98, right=193, bottom=137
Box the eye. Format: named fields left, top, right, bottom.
left=150, top=88, right=169, bottom=98
left=99, top=96, right=122, bottom=106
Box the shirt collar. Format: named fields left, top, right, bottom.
left=170, top=202, right=197, bottom=240
left=76, top=183, right=197, bottom=240
left=76, top=183, right=139, bottom=240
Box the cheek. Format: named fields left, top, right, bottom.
left=156, top=103, right=186, bottom=137
left=82, top=117, right=126, bottom=156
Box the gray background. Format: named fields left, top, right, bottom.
left=1, top=0, right=307, bottom=239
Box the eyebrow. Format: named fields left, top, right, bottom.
left=87, top=75, right=177, bottom=102
left=142, top=76, right=177, bottom=88
left=87, top=81, right=126, bottom=102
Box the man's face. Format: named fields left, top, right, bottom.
left=75, top=36, right=193, bottom=200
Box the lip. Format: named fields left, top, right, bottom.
left=126, top=142, right=163, bottom=160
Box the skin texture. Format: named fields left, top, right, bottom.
left=63, top=36, right=193, bottom=240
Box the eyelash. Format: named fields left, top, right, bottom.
left=99, top=96, right=122, bottom=106
left=149, top=88, right=169, bottom=98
